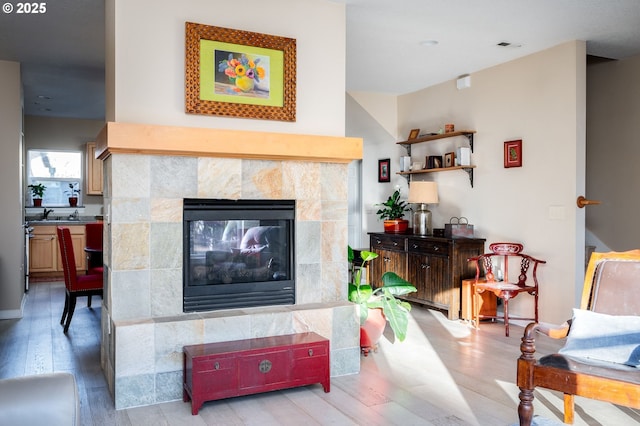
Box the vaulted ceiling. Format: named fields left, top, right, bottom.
left=1, top=0, right=640, bottom=120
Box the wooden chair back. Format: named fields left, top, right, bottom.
left=57, top=226, right=79, bottom=291
left=470, top=242, right=546, bottom=336
left=580, top=250, right=640, bottom=315
left=517, top=249, right=640, bottom=425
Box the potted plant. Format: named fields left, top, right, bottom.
left=376, top=189, right=410, bottom=233
left=65, top=183, right=81, bottom=207
left=28, top=183, right=46, bottom=207
left=348, top=246, right=417, bottom=354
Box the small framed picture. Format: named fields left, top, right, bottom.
left=504, top=139, right=522, bottom=168
left=378, top=158, right=390, bottom=182
left=427, top=155, right=443, bottom=169
left=444, top=152, right=455, bottom=167
left=408, top=129, right=420, bottom=140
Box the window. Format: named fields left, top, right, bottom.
left=27, top=150, right=83, bottom=206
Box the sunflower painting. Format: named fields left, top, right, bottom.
left=215, top=50, right=270, bottom=99
left=185, top=22, right=296, bottom=121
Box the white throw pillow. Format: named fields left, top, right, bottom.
left=559, top=308, right=640, bottom=367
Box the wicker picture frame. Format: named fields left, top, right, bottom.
left=185, top=22, right=296, bottom=121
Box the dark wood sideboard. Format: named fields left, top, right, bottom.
left=369, top=233, right=485, bottom=320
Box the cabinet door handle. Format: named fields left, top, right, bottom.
left=421, top=263, right=429, bottom=269
left=308, top=349, right=314, bottom=356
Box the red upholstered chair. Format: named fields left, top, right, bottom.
left=57, top=227, right=103, bottom=333
left=469, top=242, right=546, bottom=337
left=84, top=222, right=103, bottom=274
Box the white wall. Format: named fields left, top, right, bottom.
left=107, top=0, right=346, bottom=137
left=350, top=41, right=586, bottom=324
left=0, top=60, right=25, bottom=317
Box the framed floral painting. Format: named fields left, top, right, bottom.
left=185, top=22, right=296, bottom=121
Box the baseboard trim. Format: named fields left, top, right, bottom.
left=0, top=293, right=25, bottom=319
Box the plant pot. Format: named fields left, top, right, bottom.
left=33, top=199, right=42, bottom=207
left=383, top=219, right=409, bottom=234
left=360, top=308, right=386, bottom=356
left=68, top=197, right=78, bottom=207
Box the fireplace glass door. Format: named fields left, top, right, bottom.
left=183, top=199, right=295, bottom=312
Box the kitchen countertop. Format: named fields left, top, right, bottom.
left=26, top=216, right=102, bottom=226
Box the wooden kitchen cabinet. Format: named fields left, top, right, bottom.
left=30, top=225, right=86, bottom=275
left=85, top=142, right=103, bottom=195
left=30, top=226, right=58, bottom=273
left=369, top=233, right=484, bottom=320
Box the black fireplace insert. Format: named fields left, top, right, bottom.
left=183, top=198, right=295, bottom=312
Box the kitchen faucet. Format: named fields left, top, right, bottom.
left=43, top=208, right=54, bottom=220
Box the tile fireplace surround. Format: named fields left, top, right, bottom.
left=96, top=122, right=363, bottom=409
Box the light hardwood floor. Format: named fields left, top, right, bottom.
left=1, top=281, right=639, bottom=426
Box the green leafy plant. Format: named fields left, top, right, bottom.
left=376, top=189, right=410, bottom=220
left=65, top=183, right=81, bottom=197
left=28, top=183, right=46, bottom=198
left=348, top=246, right=417, bottom=342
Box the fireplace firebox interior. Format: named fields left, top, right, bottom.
left=183, top=198, right=295, bottom=312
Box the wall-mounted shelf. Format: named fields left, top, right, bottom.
left=398, top=165, right=476, bottom=187
left=397, top=130, right=476, bottom=154
left=396, top=130, right=477, bottom=187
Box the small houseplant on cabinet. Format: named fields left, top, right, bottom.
left=348, top=246, right=417, bottom=354
left=28, top=183, right=46, bottom=207
left=376, top=189, right=410, bottom=233
left=65, top=183, right=81, bottom=207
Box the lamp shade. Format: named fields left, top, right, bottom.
left=408, top=181, right=439, bottom=204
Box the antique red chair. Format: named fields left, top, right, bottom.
left=84, top=222, right=103, bottom=274
left=57, top=226, right=103, bottom=333
left=469, top=243, right=546, bottom=336
left=517, top=250, right=640, bottom=425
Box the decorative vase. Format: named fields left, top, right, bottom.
left=235, top=76, right=255, bottom=92
left=383, top=219, right=409, bottom=234
left=33, top=198, right=42, bottom=207
left=68, top=197, right=78, bottom=207
left=360, top=308, right=386, bottom=356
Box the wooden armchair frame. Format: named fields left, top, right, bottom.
left=469, top=242, right=546, bottom=336
left=517, top=249, right=640, bottom=425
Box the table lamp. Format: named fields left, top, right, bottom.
left=408, top=181, right=439, bottom=235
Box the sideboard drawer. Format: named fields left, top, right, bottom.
left=292, top=343, right=329, bottom=379
left=194, top=356, right=236, bottom=372
left=408, top=239, right=449, bottom=256
left=371, top=235, right=406, bottom=251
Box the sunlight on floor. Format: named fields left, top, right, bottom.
left=429, top=309, right=473, bottom=339
left=365, top=307, right=482, bottom=425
